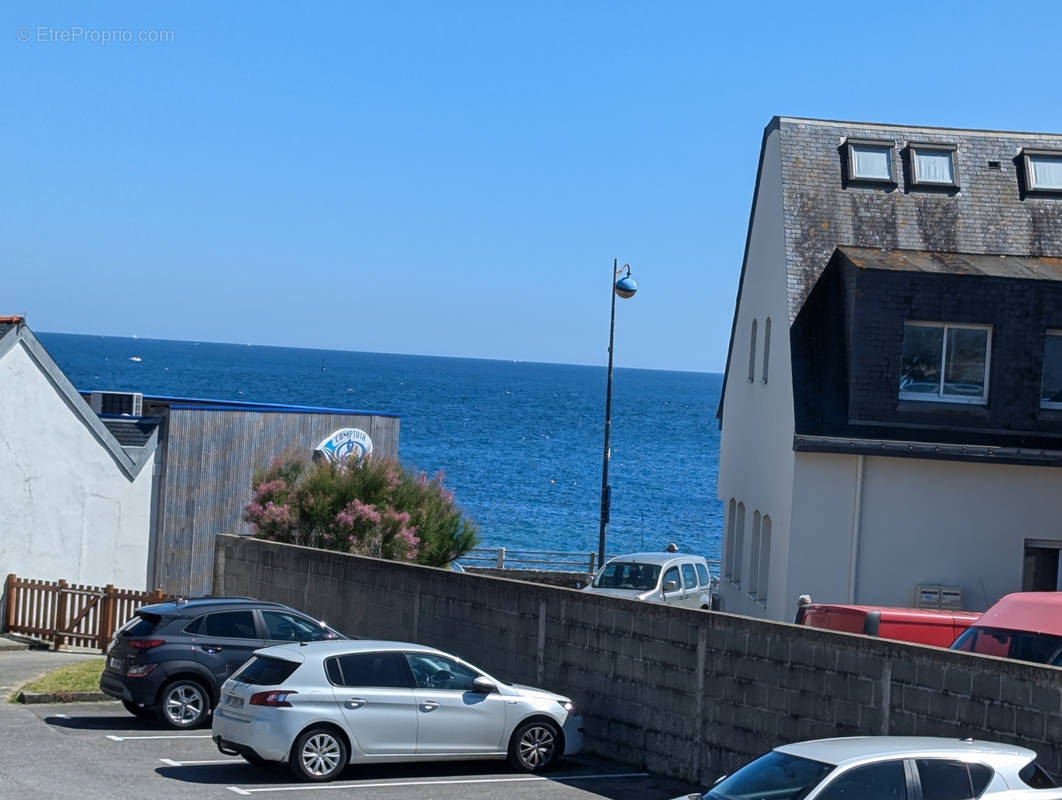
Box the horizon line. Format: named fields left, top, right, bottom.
left=38, top=329, right=723, bottom=377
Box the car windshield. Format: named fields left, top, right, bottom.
left=593, top=562, right=661, bottom=590
left=951, top=626, right=1062, bottom=665
left=705, top=751, right=833, bottom=800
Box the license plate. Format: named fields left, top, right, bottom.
left=224, top=694, right=244, bottom=709
left=108, top=657, right=122, bottom=671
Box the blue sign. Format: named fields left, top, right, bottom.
left=314, top=428, right=373, bottom=466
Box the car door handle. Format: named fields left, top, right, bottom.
left=200, top=646, right=223, bottom=653
left=344, top=698, right=367, bottom=710
left=419, top=701, right=440, bottom=712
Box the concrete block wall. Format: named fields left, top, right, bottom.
left=215, top=535, right=1062, bottom=783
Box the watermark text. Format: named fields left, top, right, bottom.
left=17, top=26, right=175, bottom=45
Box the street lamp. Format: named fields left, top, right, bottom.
left=598, top=259, right=637, bottom=570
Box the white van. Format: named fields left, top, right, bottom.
left=582, top=552, right=716, bottom=610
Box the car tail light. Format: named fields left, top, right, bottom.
left=127, top=639, right=166, bottom=650
left=126, top=664, right=157, bottom=678
left=249, top=690, right=296, bottom=707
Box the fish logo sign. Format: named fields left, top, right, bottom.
left=314, top=428, right=374, bottom=466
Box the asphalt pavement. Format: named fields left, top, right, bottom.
left=0, top=648, right=702, bottom=800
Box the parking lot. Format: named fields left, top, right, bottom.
left=0, top=652, right=700, bottom=800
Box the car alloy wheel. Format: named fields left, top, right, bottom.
left=291, top=727, right=348, bottom=782
left=509, top=719, right=559, bottom=772
left=157, top=679, right=209, bottom=729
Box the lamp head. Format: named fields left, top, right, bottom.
left=614, top=273, right=637, bottom=299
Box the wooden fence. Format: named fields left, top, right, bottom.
left=3, top=574, right=171, bottom=652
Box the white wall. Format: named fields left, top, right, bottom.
left=790, top=451, right=1062, bottom=611
left=0, top=342, right=153, bottom=588
left=717, top=126, right=796, bottom=621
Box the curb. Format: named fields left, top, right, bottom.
left=16, top=690, right=113, bottom=704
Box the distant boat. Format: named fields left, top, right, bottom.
left=129, top=356, right=142, bottom=362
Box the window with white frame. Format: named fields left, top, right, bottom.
left=846, top=139, right=895, bottom=184
left=757, top=516, right=771, bottom=604
left=1042, top=331, right=1062, bottom=409
left=909, top=143, right=958, bottom=188
left=1023, top=149, right=1062, bottom=193
left=899, top=322, right=991, bottom=403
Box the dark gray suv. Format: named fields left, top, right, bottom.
left=99, top=597, right=344, bottom=729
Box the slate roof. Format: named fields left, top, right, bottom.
left=777, top=117, right=1062, bottom=323
left=0, top=322, right=17, bottom=339
left=99, top=416, right=162, bottom=447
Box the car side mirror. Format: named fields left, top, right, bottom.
left=472, top=676, right=496, bottom=694
left=663, top=580, right=678, bottom=592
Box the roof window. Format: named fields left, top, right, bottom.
left=908, top=142, right=959, bottom=188
left=1022, top=149, right=1062, bottom=193
left=844, top=138, right=896, bottom=185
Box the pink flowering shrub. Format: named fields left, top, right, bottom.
left=243, top=455, right=477, bottom=566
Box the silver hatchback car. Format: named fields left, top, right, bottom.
left=673, top=736, right=1062, bottom=800
left=212, top=639, right=583, bottom=781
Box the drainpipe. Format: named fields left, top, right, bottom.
left=847, top=455, right=865, bottom=604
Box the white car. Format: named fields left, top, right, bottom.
left=583, top=552, right=716, bottom=609
left=672, top=736, right=1062, bottom=800
left=212, top=639, right=583, bottom=781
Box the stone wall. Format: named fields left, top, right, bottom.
left=214, top=535, right=1062, bottom=783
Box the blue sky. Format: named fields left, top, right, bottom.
left=3, top=1, right=1060, bottom=372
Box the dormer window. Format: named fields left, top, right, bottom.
left=845, top=138, right=895, bottom=184
left=899, top=322, right=991, bottom=405
left=1022, top=149, right=1062, bottom=193
left=909, top=142, right=959, bottom=188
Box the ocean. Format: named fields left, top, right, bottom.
left=39, top=333, right=723, bottom=560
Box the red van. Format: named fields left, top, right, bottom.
left=798, top=603, right=979, bottom=647
left=950, top=592, right=1062, bottom=665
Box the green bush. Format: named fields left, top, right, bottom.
left=244, top=456, right=478, bottom=567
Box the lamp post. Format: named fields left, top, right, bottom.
left=598, top=259, right=637, bottom=570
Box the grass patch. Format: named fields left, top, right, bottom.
left=16, top=658, right=105, bottom=698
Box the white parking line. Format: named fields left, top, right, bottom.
left=160, top=758, right=240, bottom=766
left=107, top=734, right=213, bottom=741
left=225, top=772, right=650, bottom=795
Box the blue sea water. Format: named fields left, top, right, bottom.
left=39, top=333, right=723, bottom=560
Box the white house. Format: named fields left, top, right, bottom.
left=717, top=118, right=1062, bottom=622
left=0, top=317, right=156, bottom=588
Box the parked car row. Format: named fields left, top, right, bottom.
left=99, top=574, right=1062, bottom=787
left=100, top=595, right=583, bottom=782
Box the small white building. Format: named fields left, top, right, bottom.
left=0, top=317, right=156, bottom=588
left=717, top=118, right=1062, bottom=622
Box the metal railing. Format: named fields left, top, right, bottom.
left=461, top=548, right=722, bottom=576
left=462, top=548, right=601, bottom=572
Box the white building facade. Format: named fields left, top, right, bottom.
left=718, top=119, right=1062, bottom=622
left=0, top=320, right=156, bottom=588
